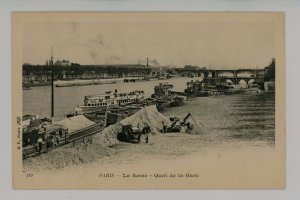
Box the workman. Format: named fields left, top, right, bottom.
left=186, top=122, right=192, bottom=133
left=37, top=136, right=43, bottom=153
left=145, top=134, right=149, bottom=144
left=142, top=123, right=151, bottom=134
left=162, top=121, right=167, bottom=133
left=53, top=135, right=59, bottom=147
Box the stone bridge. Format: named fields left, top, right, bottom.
left=201, top=69, right=263, bottom=77
left=218, top=76, right=263, bottom=84
left=177, top=68, right=264, bottom=84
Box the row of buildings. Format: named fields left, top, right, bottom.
left=22, top=63, right=163, bottom=83
left=23, top=59, right=276, bottom=84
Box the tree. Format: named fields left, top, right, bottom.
left=264, top=58, right=275, bottom=81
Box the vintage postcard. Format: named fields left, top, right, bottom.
left=12, top=12, right=285, bottom=189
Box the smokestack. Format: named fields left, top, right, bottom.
left=147, top=57, right=149, bottom=67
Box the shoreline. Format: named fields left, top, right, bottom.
left=23, top=77, right=166, bottom=88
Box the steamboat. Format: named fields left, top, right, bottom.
left=75, top=89, right=145, bottom=114
left=152, top=83, right=184, bottom=111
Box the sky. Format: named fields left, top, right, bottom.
left=22, top=13, right=276, bottom=69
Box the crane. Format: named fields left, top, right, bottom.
left=165, top=113, right=194, bottom=133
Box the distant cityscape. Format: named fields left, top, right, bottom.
left=22, top=58, right=275, bottom=86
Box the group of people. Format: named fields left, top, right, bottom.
left=36, top=134, right=60, bottom=154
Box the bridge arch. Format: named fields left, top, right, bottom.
left=248, top=79, right=255, bottom=84
left=197, top=71, right=207, bottom=77
left=238, top=79, right=247, bottom=84
left=216, top=71, right=235, bottom=77
left=225, top=79, right=233, bottom=83
left=236, top=70, right=255, bottom=77
left=237, top=78, right=255, bottom=85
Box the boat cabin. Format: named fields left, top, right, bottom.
left=153, top=83, right=174, bottom=98
left=82, top=90, right=145, bottom=107
left=185, top=80, right=204, bottom=94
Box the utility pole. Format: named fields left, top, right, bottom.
left=51, top=47, right=54, bottom=123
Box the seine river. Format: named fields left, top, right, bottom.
left=22, top=77, right=198, bottom=118
left=23, top=77, right=275, bottom=144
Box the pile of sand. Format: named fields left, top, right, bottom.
left=93, top=123, right=122, bottom=147
left=55, top=115, right=96, bottom=133
left=23, top=144, right=116, bottom=171
left=93, top=105, right=171, bottom=145
left=178, top=113, right=209, bottom=135
left=120, top=105, right=171, bottom=134
left=24, top=106, right=172, bottom=171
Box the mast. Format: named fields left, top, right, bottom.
left=51, top=47, right=54, bottom=123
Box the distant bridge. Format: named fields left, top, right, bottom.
left=176, top=68, right=265, bottom=84
left=217, top=76, right=263, bottom=84
left=177, top=68, right=263, bottom=77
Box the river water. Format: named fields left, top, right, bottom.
left=23, top=77, right=275, bottom=145
left=23, top=77, right=199, bottom=117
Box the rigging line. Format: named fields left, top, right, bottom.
left=191, top=114, right=205, bottom=127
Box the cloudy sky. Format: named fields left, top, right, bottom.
left=22, top=13, right=276, bottom=68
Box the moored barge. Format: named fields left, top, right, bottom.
left=152, top=82, right=184, bottom=111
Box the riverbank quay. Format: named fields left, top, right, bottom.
left=24, top=78, right=121, bottom=88
left=23, top=92, right=275, bottom=172
left=22, top=96, right=158, bottom=159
